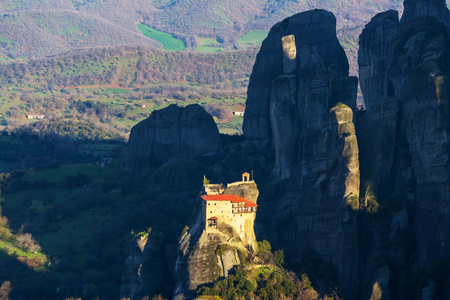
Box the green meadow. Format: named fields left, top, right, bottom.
left=137, top=23, right=186, bottom=51
left=239, top=30, right=269, bottom=46
left=195, top=38, right=225, bottom=53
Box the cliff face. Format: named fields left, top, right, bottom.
left=123, top=2, right=450, bottom=299
left=127, top=104, right=221, bottom=173
left=175, top=222, right=242, bottom=298
left=242, top=10, right=360, bottom=299
left=401, top=0, right=450, bottom=27
left=243, top=10, right=357, bottom=180
left=271, top=103, right=360, bottom=299
left=120, top=234, right=170, bottom=300
left=175, top=183, right=259, bottom=298
left=358, top=0, right=450, bottom=298
left=243, top=10, right=350, bottom=148
left=358, top=10, right=399, bottom=110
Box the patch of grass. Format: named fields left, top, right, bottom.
left=105, top=87, right=128, bottom=94
left=196, top=38, right=225, bottom=53
left=137, top=23, right=186, bottom=51
left=35, top=209, right=111, bottom=257
left=22, top=161, right=121, bottom=183
left=239, top=30, right=269, bottom=45
left=0, top=240, right=48, bottom=271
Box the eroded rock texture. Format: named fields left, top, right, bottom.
left=120, top=234, right=170, bottom=300
left=401, top=0, right=450, bottom=28
left=127, top=104, right=221, bottom=173
left=243, top=10, right=350, bottom=147
left=175, top=181, right=259, bottom=298
left=358, top=10, right=399, bottom=110
left=358, top=0, right=450, bottom=298
left=243, top=9, right=360, bottom=299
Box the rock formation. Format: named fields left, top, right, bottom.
left=120, top=233, right=170, bottom=300
left=242, top=9, right=360, bottom=298
left=401, top=0, right=450, bottom=27
left=243, top=9, right=357, bottom=180
left=127, top=104, right=221, bottom=173
left=175, top=221, right=243, bottom=298
left=357, top=0, right=450, bottom=298
left=358, top=10, right=399, bottom=110
left=174, top=181, right=259, bottom=298
left=122, top=2, right=450, bottom=299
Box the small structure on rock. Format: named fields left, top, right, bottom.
left=201, top=173, right=258, bottom=246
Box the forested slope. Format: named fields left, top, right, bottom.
left=1, top=0, right=404, bottom=69
left=0, top=46, right=256, bottom=136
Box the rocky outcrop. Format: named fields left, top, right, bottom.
left=242, top=9, right=359, bottom=298
left=401, top=0, right=450, bottom=28
left=272, top=103, right=360, bottom=299
left=120, top=233, right=169, bottom=300
left=146, top=155, right=212, bottom=196
left=358, top=10, right=399, bottom=110
left=223, top=181, right=259, bottom=204
left=243, top=10, right=357, bottom=180
left=243, top=10, right=350, bottom=147
left=392, top=22, right=450, bottom=266
left=174, top=220, right=245, bottom=299
left=175, top=181, right=259, bottom=297
left=357, top=1, right=450, bottom=298
left=127, top=104, right=221, bottom=173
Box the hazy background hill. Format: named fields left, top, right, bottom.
left=1, top=0, right=405, bottom=68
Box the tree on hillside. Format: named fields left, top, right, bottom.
left=0, top=281, right=12, bottom=300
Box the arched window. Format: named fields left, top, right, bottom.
left=242, top=172, right=250, bottom=182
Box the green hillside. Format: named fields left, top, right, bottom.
left=196, top=38, right=226, bottom=53
left=0, top=46, right=255, bottom=137
left=0, top=0, right=403, bottom=73
left=137, top=23, right=186, bottom=51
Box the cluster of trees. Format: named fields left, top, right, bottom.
left=197, top=266, right=319, bottom=300
left=0, top=166, right=127, bottom=299
left=0, top=45, right=255, bottom=93
left=0, top=131, right=114, bottom=172
left=0, top=138, right=195, bottom=299
left=0, top=45, right=252, bottom=137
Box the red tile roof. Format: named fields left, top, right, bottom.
left=201, top=194, right=258, bottom=208
left=209, top=216, right=219, bottom=220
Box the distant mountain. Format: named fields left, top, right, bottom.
left=1, top=0, right=404, bottom=65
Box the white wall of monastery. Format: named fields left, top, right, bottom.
left=203, top=200, right=256, bottom=250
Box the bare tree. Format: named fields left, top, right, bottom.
left=0, top=281, right=12, bottom=300
left=15, top=233, right=42, bottom=254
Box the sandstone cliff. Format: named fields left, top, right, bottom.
left=357, top=0, right=450, bottom=298
left=243, top=9, right=357, bottom=180
left=241, top=9, right=360, bottom=299
left=122, top=2, right=450, bottom=299
left=120, top=233, right=170, bottom=300
left=175, top=182, right=259, bottom=298
left=127, top=104, right=221, bottom=173
left=243, top=10, right=350, bottom=144
left=174, top=220, right=243, bottom=299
